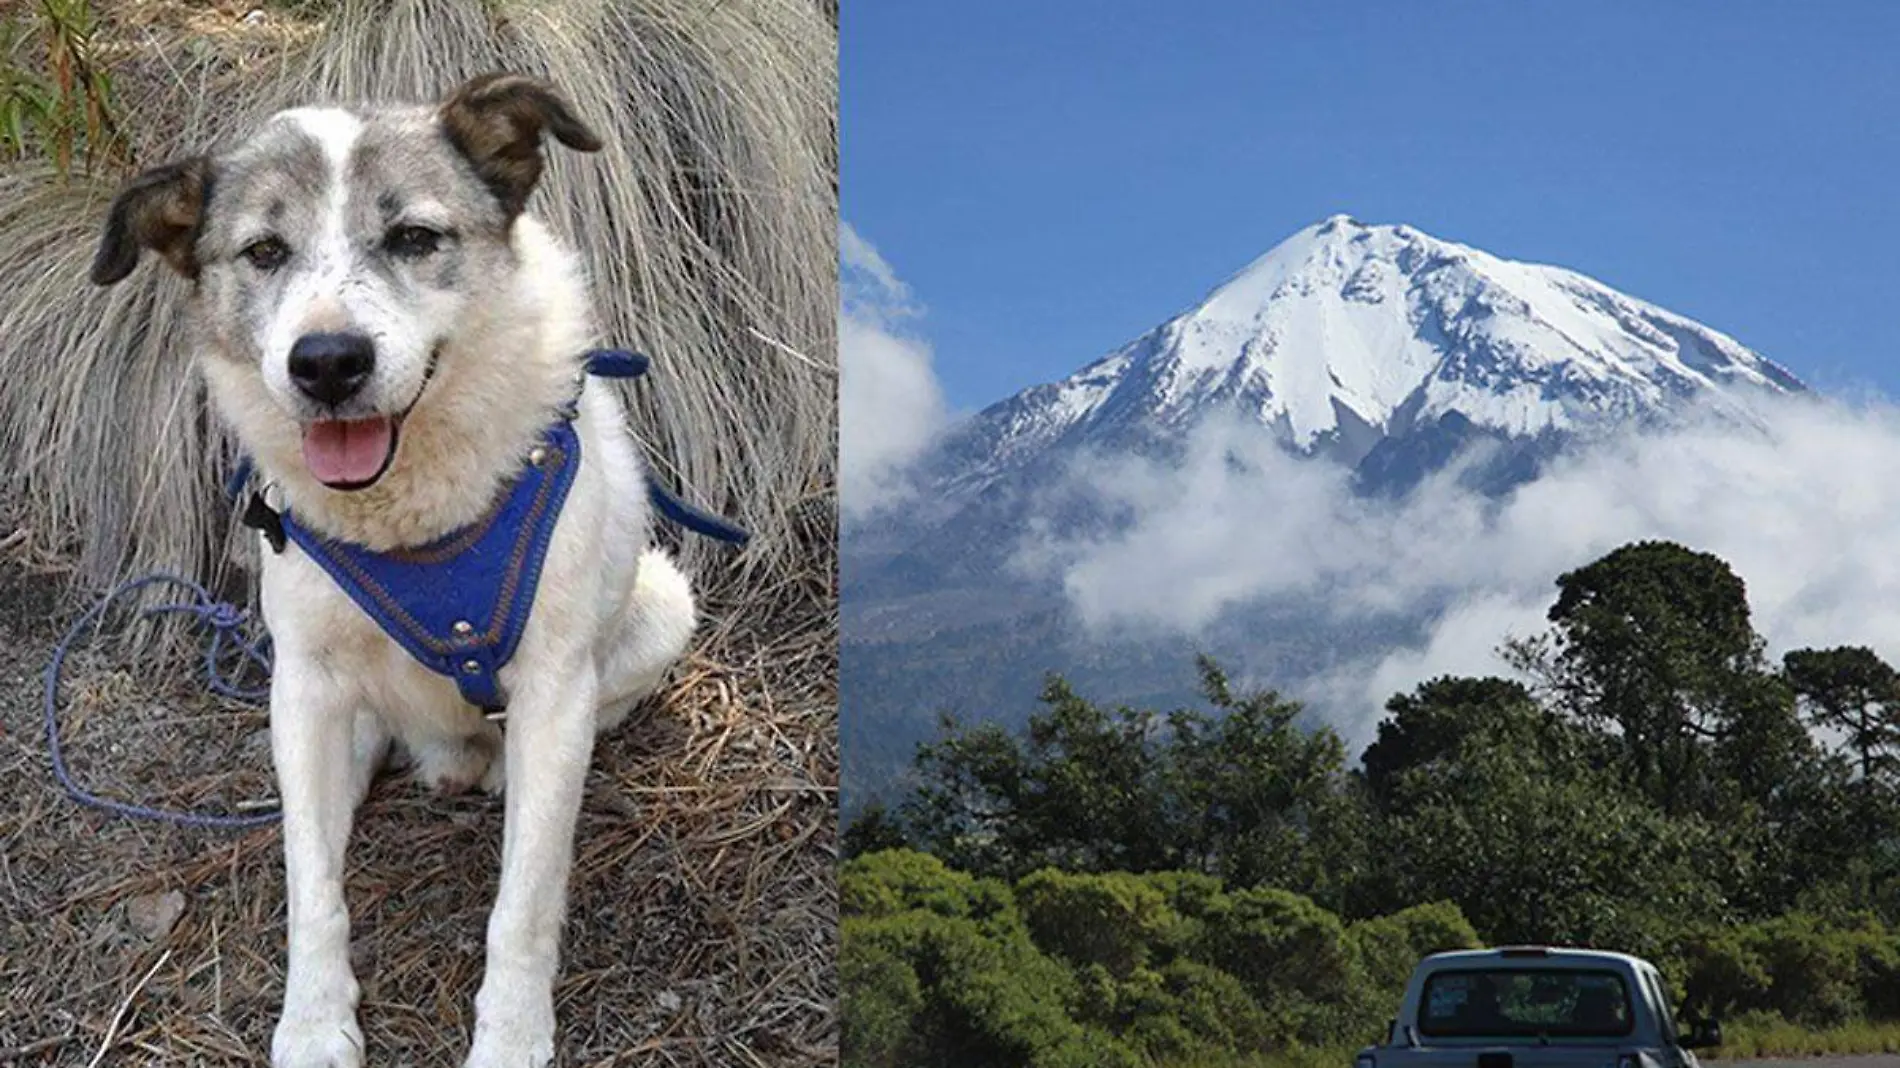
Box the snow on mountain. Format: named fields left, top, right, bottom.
left=938, top=215, right=1805, bottom=492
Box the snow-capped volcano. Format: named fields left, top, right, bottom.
left=845, top=216, right=1814, bottom=806
left=940, top=215, right=1804, bottom=491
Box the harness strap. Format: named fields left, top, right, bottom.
left=649, top=487, right=751, bottom=546
left=587, top=348, right=748, bottom=547
left=585, top=348, right=649, bottom=379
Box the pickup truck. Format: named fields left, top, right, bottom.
left=1355, top=946, right=1723, bottom=1068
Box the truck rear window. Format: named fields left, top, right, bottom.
left=1419, top=968, right=1633, bottom=1038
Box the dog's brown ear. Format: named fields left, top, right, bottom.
left=440, top=73, right=602, bottom=218
left=90, top=156, right=213, bottom=286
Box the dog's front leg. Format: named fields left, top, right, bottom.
left=269, top=654, right=369, bottom=1068
left=465, top=657, right=599, bottom=1068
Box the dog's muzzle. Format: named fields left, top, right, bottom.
left=297, top=341, right=441, bottom=491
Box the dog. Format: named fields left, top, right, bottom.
left=90, top=74, right=699, bottom=1067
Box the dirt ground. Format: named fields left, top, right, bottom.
left=0, top=525, right=838, bottom=1064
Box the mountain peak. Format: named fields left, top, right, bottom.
left=939, top=219, right=1804, bottom=491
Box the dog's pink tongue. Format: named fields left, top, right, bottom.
left=301, top=418, right=393, bottom=486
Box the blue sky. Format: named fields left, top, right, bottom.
left=842, top=1, right=1900, bottom=412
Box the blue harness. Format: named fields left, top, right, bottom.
left=233, top=348, right=747, bottom=711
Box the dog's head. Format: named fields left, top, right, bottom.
left=90, top=73, right=601, bottom=492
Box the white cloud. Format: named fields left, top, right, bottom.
left=1021, top=395, right=1900, bottom=750
left=839, top=223, right=947, bottom=521
left=840, top=224, right=908, bottom=308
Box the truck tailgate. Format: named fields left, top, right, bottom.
left=1386, top=1045, right=1631, bottom=1068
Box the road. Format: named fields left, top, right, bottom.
left=1710, top=1048, right=1900, bottom=1056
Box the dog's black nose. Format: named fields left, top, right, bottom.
left=288, top=333, right=376, bottom=406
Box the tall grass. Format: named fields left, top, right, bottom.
left=1157, top=1043, right=1359, bottom=1068
left=1709, top=1012, right=1900, bottom=1059
left=0, top=0, right=131, bottom=174
left=0, top=0, right=836, bottom=611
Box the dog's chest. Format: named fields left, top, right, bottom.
left=265, top=563, right=491, bottom=729
left=276, top=419, right=581, bottom=710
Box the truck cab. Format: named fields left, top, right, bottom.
left=1356, top=947, right=1722, bottom=1068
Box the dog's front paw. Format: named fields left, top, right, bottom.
left=271, top=1012, right=365, bottom=1068
left=464, top=990, right=555, bottom=1068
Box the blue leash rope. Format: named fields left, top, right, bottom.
left=43, top=573, right=282, bottom=828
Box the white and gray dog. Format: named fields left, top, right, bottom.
left=91, top=74, right=698, bottom=1066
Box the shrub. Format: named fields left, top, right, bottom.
left=843, top=911, right=1083, bottom=1068
left=1349, top=900, right=1480, bottom=1005
left=842, top=848, right=1015, bottom=926
left=1205, top=887, right=1355, bottom=1003
left=1199, top=886, right=1366, bottom=1045
left=1674, top=913, right=1897, bottom=1028
left=1018, top=868, right=1179, bottom=977
left=1755, top=913, right=1864, bottom=1027
left=1673, top=925, right=1772, bottom=1019
left=1160, top=958, right=1279, bottom=1052
left=840, top=937, right=922, bottom=1068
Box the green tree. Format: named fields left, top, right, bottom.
left=1360, top=676, right=1569, bottom=811
left=1507, top=540, right=1816, bottom=823
left=1167, top=656, right=1358, bottom=899
left=900, top=714, right=1037, bottom=878
left=1364, top=674, right=1730, bottom=955
left=843, top=802, right=913, bottom=860
left=1785, top=646, right=1900, bottom=839
left=903, top=679, right=1177, bottom=879
left=902, top=660, right=1353, bottom=894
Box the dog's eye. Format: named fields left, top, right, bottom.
left=385, top=225, right=444, bottom=260
left=240, top=237, right=290, bottom=272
